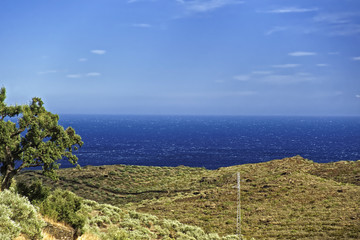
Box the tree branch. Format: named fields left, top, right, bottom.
left=10, top=127, right=27, bottom=138
left=16, top=161, right=43, bottom=172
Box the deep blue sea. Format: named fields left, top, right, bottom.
left=57, top=115, right=360, bottom=170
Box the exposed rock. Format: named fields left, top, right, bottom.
left=43, top=221, right=76, bottom=240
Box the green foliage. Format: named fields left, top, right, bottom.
left=0, top=87, right=83, bottom=191
left=0, top=190, right=45, bottom=240
left=40, top=189, right=87, bottom=232
left=16, top=179, right=50, bottom=204
left=0, top=206, right=21, bottom=240
left=104, top=226, right=129, bottom=240
left=15, top=156, right=360, bottom=239
left=81, top=199, right=239, bottom=240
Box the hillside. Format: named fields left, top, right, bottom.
left=17, top=156, right=360, bottom=239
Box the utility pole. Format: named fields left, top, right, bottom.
left=236, top=172, right=241, bottom=240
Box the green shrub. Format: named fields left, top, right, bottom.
left=40, top=189, right=87, bottom=232
left=16, top=179, right=50, bottom=204
left=0, top=206, right=21, bottom=240
left=104, top=226, right=129, bottom=240
left=81, top=199, right=242, bottom=240
left=0, top=190, right=45, bottom=240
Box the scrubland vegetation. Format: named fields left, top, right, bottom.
left=2, top=156, right=359, bottom=239
left=0, top=190, right=45, bottom=239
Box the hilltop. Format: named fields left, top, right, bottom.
left=16, top=156, right=360, bottom=239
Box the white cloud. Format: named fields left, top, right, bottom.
left=314, top=12, right=360, bottom=36
left=166, top=90, right=257, bottom=98
left=87, top=72, right=101, bottom=77
left=91, top=50, right=106, bottom=55
left=353, top=57, right=360, bottom=61
left=288, top=51, right=317, bottom=56
left=265, top=26, right=288, bottom=35
left=78, top=58, right=88, bottom=62
left=212, top=91, right=257, bottom=97
left=328, top=24, right=360, bottom=36
left=314, top=12, right=356, bottom=24
left=272, top=64, right=301, bottom=68
left=132, top=23, right=152, bottom=28
left=252, top=71, right=273, bottom=75
left=356, top=95, right=360, bottom=98
left=266, top=7, right=318, bottom=14
left=67, top=74, right=82, bottom=78
left=233, top=75, right=250, bottom=81
left=316, top=64, right=328, bottom=67
left=177, top=0, right=244, bottom=13
left=262, top=73, right=315, bottom=84
left=37, top=70, right=58, bottom=75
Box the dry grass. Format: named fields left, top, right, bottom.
left=42, top=232, right=57, bottom=240
left=42, top=216, right=73, bottom=230
left=13, top=234, right=27, bottom=240
left=13, top=232, right=57, bottom=240
left=76, top=233, right=100, bottom=240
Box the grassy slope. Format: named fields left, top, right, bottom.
left=17, top=156, right=360, bottom=239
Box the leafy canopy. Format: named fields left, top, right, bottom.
left=0, top=87, right=83, bottom=190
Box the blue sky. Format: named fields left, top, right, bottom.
left=1, top=0, right=359, bottom=116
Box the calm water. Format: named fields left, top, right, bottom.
left=56, top=115, right=360, bottom=170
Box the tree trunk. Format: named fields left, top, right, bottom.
left=0, top=164, right=16, bottom=191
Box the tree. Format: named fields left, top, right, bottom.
left=0, top=87, right=83, bottom=191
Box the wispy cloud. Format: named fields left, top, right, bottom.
left=353, top=57, right=360, bottom=61
left=262, top=73, right=316, bottom=84
left=91, top=50, right=106, bottom=55
left=37, top=70, right=58, bottom=75
left=216, top=91, right=258, bottom=97
left=166, top=90, right=257, bottom=98
left=176, top=0, right=244, bottom=14
left=265, top=26, right=288, bottom=36
left=314, top=12, right=356, bottom=24
left=87, top=72, right=101, bottom=77
left=132, top=23, right=152, bottom=28
left=356, top=95, right=360, bottom=98
left=231, top=70, right=317, bottom=85
left=67, top=74, right=82, bottom=78
left=66, top=72, right=101, bottom=78
left=265, top=7, right=318, bottom=14
left=316, top=64, right=328, bottom=67
left=328, top=24, right=360, bottom=36
left=252, top=71, right=273, bottom=75
left=289, top=51, right=317, bottom=57
left=127, top=0, right=156, bottom=3
left=265, top=25, right=320, bottom=36
left=233, top=75, right=250, bottom=81
left=314, top=12, right=360, bottom=36
left=78, top=58, right=88, bottom=62
left=272, top=64, right=301, bottom=68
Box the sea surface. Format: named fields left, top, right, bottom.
left=56, top=115, right=360, bottom=170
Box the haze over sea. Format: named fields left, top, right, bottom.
left=57, top=115, right=360, bottom=170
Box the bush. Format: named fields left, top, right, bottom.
left=0, top=206, right=21, bottom=240
left=0, top=190, right=45, bottom=239
left=16, top=179, right=50, bottom=204
left=104, top=226, right=129, bottom=240
left=40, top=189, right=87, bottom=232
